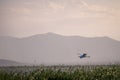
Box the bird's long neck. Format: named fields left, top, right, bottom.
left=86, top=56, right=90, bottom=58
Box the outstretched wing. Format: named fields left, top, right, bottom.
left=83, top=53, right=87, bottom=57
left=79, top=53, right=87, bottom=58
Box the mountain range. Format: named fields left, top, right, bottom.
left=0, top=59, right=23, bottom=66
left=0, top=32, right=120, bottom=65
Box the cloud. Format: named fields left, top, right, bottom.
left=48, top=1, right=65, bottom=12
left=80, top=1, right=107, bottom=12
left=81, top=0, right=89, bottom=7
left=9, top=7, right=32, bottom=16
left=65, top=0, right=118, bottom=19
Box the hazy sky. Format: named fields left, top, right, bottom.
left=0, top=0, right=120, bottom=40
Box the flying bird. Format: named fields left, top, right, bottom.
left=78, top=53, right=90, bottom=59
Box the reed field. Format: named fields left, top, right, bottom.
left=0, top=65, right=120, bottom=80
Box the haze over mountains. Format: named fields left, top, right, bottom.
left=0, top=32, right=120, bottom=65
left=0, top=59, right=23, bottom=66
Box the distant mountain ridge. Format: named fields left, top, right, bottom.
left=0, top=32, right=120, bottom=65
left=0, top=59, right=22, bottom=66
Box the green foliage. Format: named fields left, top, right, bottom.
left=0, top=65, right=120, bottom=80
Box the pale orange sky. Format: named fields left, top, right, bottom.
left=0, top=0, right=120, bottom=40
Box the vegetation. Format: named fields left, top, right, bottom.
left=0, top=65, right=120, bottom=80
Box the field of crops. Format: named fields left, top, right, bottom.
left=0, top=65, right=120, bottom=80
